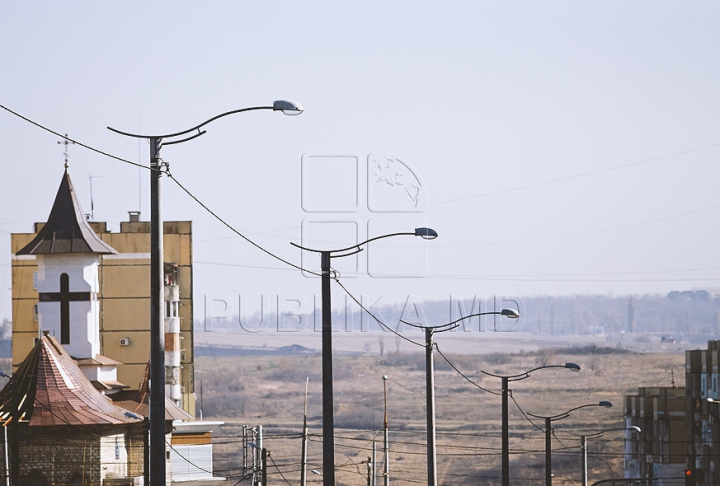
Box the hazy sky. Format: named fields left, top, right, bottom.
left=1, top=2, right=719, bottom=323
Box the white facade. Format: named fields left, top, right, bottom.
left=36, top=253, right=101, bottom=359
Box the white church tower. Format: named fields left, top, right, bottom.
left=16, top=169, right=125, bottom=391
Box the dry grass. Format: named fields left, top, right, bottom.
left=197, top=346, right=684, bottom=485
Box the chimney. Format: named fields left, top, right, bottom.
left=128, top=211, right=141, bottom=222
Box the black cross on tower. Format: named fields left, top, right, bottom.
left=38, top=273, right=91, bottom=344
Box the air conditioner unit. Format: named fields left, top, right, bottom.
left=120, top=338, right=130, bottom=346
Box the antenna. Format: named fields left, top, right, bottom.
left=88, top=175, right=104, bottom=221
left=57, top=134, right=75, bottom=169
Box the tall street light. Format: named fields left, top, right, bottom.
left=109, top=100, right=303, bottom=486
left=528, top=401, right=613, bottom=486
left=570, top=426, right=641, bottom=486
left=480, top=363, right=581, bottom=486
left=292, top=227, right=438, bottom=485
left=402, top=309, right=520, bottom=486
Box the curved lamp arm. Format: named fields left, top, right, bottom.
left=481, top=362, right=580, bottom=381
left=291, top=227, right=438, bottom=256
left=108, top=100, right=303, bottom=140
left=529, top=401, right=613, bottom=422
left=569, top=425, right=641, bottom=439
left=400, top=309, right=519, bottom=332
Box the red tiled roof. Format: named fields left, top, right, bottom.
left=0, top=336, right=135, bottom=426
left=110, top=363, right=193, bottom=421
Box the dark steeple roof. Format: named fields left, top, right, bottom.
left=17, top=170, right=116, bottom=255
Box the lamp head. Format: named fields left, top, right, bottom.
left=124, top=411, right=143, bottom=421
left=501, top=308, right=520, bottom=318
left=415, top=227, right=438, bottom=240
left=627, top=425, right=641, bottom=433
left=599, top=400, right=613, bottom=408
left=382, top=375, right=388, bottom=381
left=273, top=100, right=303, bottom=115
left=0, top=370, right=10, bottom=379
left=565, top=362, right=581, bottom=371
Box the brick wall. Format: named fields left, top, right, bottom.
left=0, top=423, right=144, bottom=486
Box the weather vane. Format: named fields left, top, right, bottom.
left=58, top=134, right=75, bottom=169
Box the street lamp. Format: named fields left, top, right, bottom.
left=528, top=401, right=613, bottom=486
left=109, top=100, right=302, bottom=486
left=402, top=309, right=520, bottom=486
left=480, top=363, right=581, bottom=486
left=568, top=426, right=641, bottom=486
left=292, top=227, right=438, bottom=485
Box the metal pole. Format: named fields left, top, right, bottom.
left=545, top=417, right=552, bottom=486
left=367, top=457, right=372, bottom=486
left=301, top=378, right=309, bottom=486
left=372, top=442, right=377, bottom=486
left=321, top=251, right=335, bottom=485
left=143, top=417, right=150, bottom=486
left=581, top=435, right=588, bottom=486
left=383, top=376, right=389, bottom=486
left=150, top=136, right=167, bottom=486
left=502, top=376, right=509, bottom=486
left=261, top=448, right=267, bottom=486
left=425, top=327, right=437, bottom=486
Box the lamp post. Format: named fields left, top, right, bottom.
left=480, top=363, right=581, bottom=486
left=382, top=375, right=389, bottom=486
left=573, top=426, right=641, bottom=486
left=109, top=100, right=302, bottom=486
left=292, top=227, right=438, bottom=485
left=528, top=401, right=613, bottom=486
left=402, top=309, right=520, bottom=486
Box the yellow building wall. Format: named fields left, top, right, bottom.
left=11, top=220, right=195, bottom=417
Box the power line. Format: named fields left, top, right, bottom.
left=0, top=103, right=150, bottom=170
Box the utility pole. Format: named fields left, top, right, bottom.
left=149, top=137, right=166, bottom=486
left=320, top=251, right=336, bottom=485
left=366, top=456, right=372, bottom=486
left=301, top=378, right=309, bottom=486
left=581, top=435, right=588, bottom=486
left=425, top=328, right=437, bottom=486
left=372, top=442, right=377, bottom=486
left=383, top=374, right=390, bottom=486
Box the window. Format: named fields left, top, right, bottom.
left=33, top=271, right=38, bottom=289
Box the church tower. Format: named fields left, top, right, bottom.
left=16, top=170, right=122, bottom=386
left=12, top=170, right=196, bottom=414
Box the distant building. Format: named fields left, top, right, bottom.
left=624, top=340, right=720, bottom=485
left=624, top=386, right=686, bottom=483
left=686, top=340, right=720, bottom=485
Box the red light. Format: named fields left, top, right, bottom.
left=686, top=469, right=693, bottom=476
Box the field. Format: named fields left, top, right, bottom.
left=195, top=332, right=685, bottom=485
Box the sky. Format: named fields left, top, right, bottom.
left=1, top=2, right=719, bottom=324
